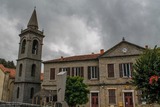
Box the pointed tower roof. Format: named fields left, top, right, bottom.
left=27, top=9, right=38, bottom=29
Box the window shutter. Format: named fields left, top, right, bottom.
left=81, top=67, right=84, bottom=77
left=50, top=69, right=52, bottom=80
left=50, top=68, right=55, bottom=80
left=67, top=67, right=70, bottom=76
left=59, top=68, right=62, bottom=72
left=130, top=63, right=133, bottom=77
left=88, top=66, right=91, bottom=79
left=108, top=89, right=116, bottom=104
left=119, top=64, right=123, bottom=77
left=108, top=64, right=114, bottom=77
left=97, top=66, right=99, bottom=80
left=72, top=67, right=74, bottom=76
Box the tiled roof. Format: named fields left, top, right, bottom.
left=0, top=64, right=16, bottom=79
left=43, top=53, right=101, bottom=63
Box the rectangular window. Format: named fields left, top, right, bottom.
left=59, top=67, right=70, bottom=76
left=72, top=67, right=84, bottom=77
left=88, top=66, right=99, bottom=79
left=108, top=89, right=116, bottom=104
left=50, top=68, right=55, bottom=80
left=108, top=64, right=114, bottom=77
left=119, top=63, right=133, bottom=77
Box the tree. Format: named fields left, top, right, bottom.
left=65, top=76, right=89, bottom=107
left=0, top=58, right=16, bottom=68
left=132, top=47, right=160, bottom=104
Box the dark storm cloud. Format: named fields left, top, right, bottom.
left=1, top=0, right=160, bottom=63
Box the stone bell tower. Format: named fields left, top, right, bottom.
left=13, top=9, right=44, bottom=103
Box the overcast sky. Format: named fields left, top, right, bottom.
left=1, top=0, right=160, bottom=64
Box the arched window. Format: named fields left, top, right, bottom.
left=21, top=39, right=26, bottom=54
left=17, top=87, right=20, bottom=98
left=30, top=87, right=34, bottom=99
left=31, top=64, right=36, bottom=77
left=32, top=40, right=38, bottom=55
left=19, top=64, right=22, bottom=77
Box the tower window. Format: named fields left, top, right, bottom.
left=21, top=39, right=26, bottom=54
left=30, top=87, right=34, bottom=99
left=19, top=64, right=22, bottom=77
left=32, top=40, right=38, bottom=55
left=17, top=87, right=20, bottom=98
left=31, top=64, right=36, bottom=77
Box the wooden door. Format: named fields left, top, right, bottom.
left=124, top=92, right=133, bottom=107
left=91, top=93, right=98, bottom=107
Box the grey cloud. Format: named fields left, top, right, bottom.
left=1, top=0, right=160, bottom=63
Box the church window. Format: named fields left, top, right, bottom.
left=17, top=87, right=20, bottom=98
left=32, top=40, right=38, bottom=55
left=19, top=64, right=22, bottom=77
left=31, top=64, right=36, bottom=77
left=21, top=39, right=26, bottom=54
left=30, top=87, right=34, bottom=99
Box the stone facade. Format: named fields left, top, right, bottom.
left=13, top=9, right=44, bottom=103
left=0, top=101, right=40, bottom=107
left=42, top=39, right=148, bottom=107
left=0, top=64, right=15, bottom=102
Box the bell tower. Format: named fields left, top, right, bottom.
left=13, top=9, right=44, bottom=103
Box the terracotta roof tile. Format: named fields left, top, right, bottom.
left=43, top=53, right=101, bottom=63
left=0, top=64, right=16, bottom=79
left=8, top=69, right=16, bottom=79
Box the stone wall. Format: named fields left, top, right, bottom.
left=0, top=101, right=40, bottom=107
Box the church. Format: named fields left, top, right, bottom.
left=12, top=9, right=44, bottom=103
left=12, top=9, right=151, bottom=107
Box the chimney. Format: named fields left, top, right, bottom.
left=100, top=49, right=104, bottom=54
left=145, top=45, right=148, bottom=49
left=61, top=56, right=63, bottom=60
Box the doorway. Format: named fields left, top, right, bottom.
left=91, top=93, right=98, bottom=107
left=124, top=92, right=133, bottom=107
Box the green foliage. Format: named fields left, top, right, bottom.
left=0, top=58, right=16, bottom=69
left=132, top=47, right=160, bottom=104
left=65, top=76, right=89, bottom=107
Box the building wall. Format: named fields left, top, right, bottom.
left=42, top=41, right=146, bottom=107
left=0, top=69, right=15, bottom=102
left=8, top=79, right=14, bottom=101
left=84, top=55, right=139, bottom=107
left=42, top=60, right=100, bottom=90
left=42, top=58, right=140, bottom=107
left=2, top=72, right=10, bottom=101
left=99, top=56, right=137, bottom=84
left=0, top=69, right=5, bottom=100
left=98, top=43, right=141, bottom=107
